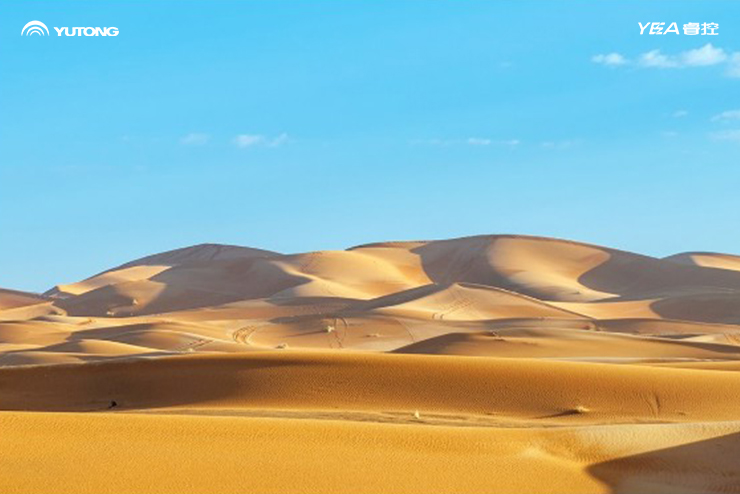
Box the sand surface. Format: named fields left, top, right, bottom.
left=3, top=234, right=740, bottom=493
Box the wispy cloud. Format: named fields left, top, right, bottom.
left=728, top=53, right=740, bottom=78
left=710, top=129, right=740, bottom=142
left=541, top=139, right=580, bottom=150
left=267, top=133, right=289, bottom=147
left=639, top=49, right=680, bottom=68
left=592, top=44, right=739, bottom=77
left=234, top=135, right=264, bottom=147
left=467, top=137, right=492, bottom=146
left=180, top=133, right=210, bottom=145
left=591, top=53, right=627, bottom=67
left=672, top=110, right=688, bottom=118
left=413, top=137, right=520, bottom=147
left=711, top=110, right=740, bottom=122
left=680, top=44, right=728, bottom=66
left=233, top=133, right=289, bottom=148
left=708, top=111, right=740, bottom=143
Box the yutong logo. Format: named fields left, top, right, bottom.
left=21, top=20, right=119, bottom=37
left=21, top=21, right=49, bottom=36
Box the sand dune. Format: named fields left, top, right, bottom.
left=4, top=234, right=740, bottom=492
left=666, top=251, right=740, bottom=272
left=349, top=282, right=584, bottom=320
left=393, top=328, right=740, bottom=361
left=44, top=235, right=740, bottom=317
left=0, top=288, right=60, bottom=322
left=4, top=351, right=740, bottom=423
left=0, top=287, right=47, bottom=309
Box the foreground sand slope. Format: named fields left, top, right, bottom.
left=3, top=411, right=740, bottom=494
left=3, top=351, right=740, bottom=493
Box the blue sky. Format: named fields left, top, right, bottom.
left=1, top=1, right=740, bottom=291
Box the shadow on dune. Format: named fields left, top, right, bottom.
left=0, top=355, right=298, bottom=412
left=587, top=431, right=740, bottom=494
left=579, top=253, right=740, bottom=300
left=54, top=257, right=313, bottom=317
left=409, top=235, right=740, bottom=303
left=410, top=237, right=521, bottom=292
left=649, top=292, right=740, bottom=325
left=408, top=235, right=661, bottom=300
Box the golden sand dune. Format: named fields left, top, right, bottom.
left=349, top=282, right=584, bottom=320
left=0, top=288, right=60, bottom=322
left=0, top=287, right=47, bottom=310
left=3, top=234, right=740, bottom=493
left=393, top=327, right=740, bottom=361
left=4, top=351, right=740, bottom=422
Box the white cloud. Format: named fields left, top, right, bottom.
left=680, top=44, right=727, bottom=66
left=727, top=53, right=740, bottom=78
left=710, top=129, right=740, bottom=141
left=711, top=110, right=740, bottom=122
left=672, top=110, right=688, bottom=118
left=467, top=137, right=492, bottom=146
left=234, top=134, right=265, bottom=147
left=730, top=66, right=740, bottom=78
left=639, top=49, right=679, bottom=68
left=423, top=138, right=448, bottom=146
left=541, top=139, right=579, bottom=150
left=415, top=137, right=520, bottom=147
left=180, top=133, right=210, bottom=145
left=267, top=133, right=289, bottom=147
left=591, top=53, right=628, bottom=66
left=594, top=44, right=738, bottom=76
left=639, top=44, right=726, bottom=69
left=233, top=133, right=289, bottom=148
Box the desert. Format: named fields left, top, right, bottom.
left=2, top=234, right=740, bottom=493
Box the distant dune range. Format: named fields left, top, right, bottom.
left=3, top=234, right=740, bottom=493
